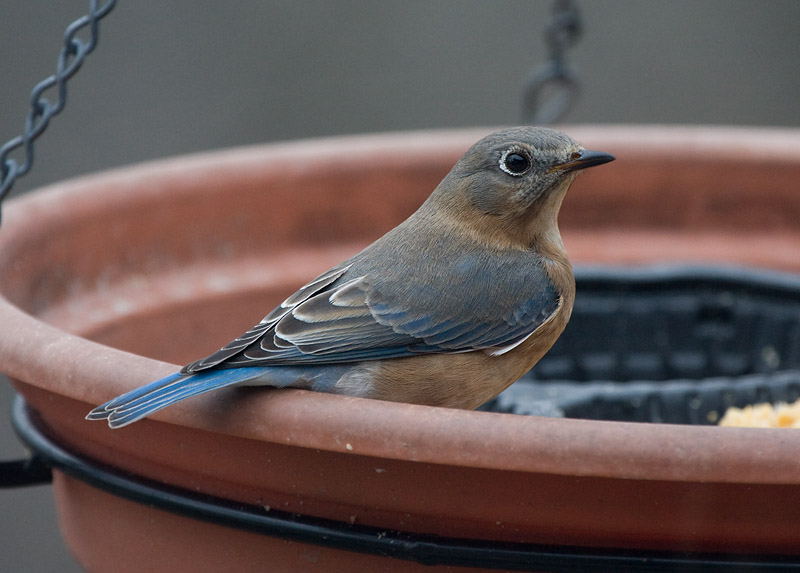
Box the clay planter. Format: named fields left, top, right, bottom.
left=2, top=126, right=800, bottom=571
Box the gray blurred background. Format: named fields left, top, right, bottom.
left=1, top=1, right=798, bottom=570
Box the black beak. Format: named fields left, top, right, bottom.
left=550, top=149, right=615, bottom=173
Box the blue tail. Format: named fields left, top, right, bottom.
left=86, top=367, right=266, bottom=428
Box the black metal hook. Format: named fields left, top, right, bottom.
left=522, top=0, right=583, bottom=125
left=0, top=454, right=52, bottom=488
left=522, top=61, right=581, bottom=126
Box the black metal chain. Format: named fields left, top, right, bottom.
left=0, top=0, right=117, bottom=224
left=522, top=0, right=583, bottom=125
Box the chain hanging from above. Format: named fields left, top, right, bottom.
left=522, top=0, right=583, bottom=125
left=0, top=0, right=117, bottom=224
left=0, top=1, right=581, bottom=224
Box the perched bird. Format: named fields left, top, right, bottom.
left=88, top=127, right=614, bottom=428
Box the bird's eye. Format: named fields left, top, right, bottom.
left=499, top=149, right=531, bottom=176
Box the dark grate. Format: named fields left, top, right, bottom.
left=488, top=265, right=800, bottom=424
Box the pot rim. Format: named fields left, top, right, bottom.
left=3, top=125, right=800, bottom=485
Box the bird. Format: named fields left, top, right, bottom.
left=87, top=127, right=614, bottom=428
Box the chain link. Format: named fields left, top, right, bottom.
left=0, top=0, right=117, bottom=223
left=522, top=0, right=583, bottom=125
left=0, top=1, right=581, bottom=222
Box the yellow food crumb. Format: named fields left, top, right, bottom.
left=719, top=399, right=800, bottom=428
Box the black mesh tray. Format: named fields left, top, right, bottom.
left=485, top=265, right=800, bottom=425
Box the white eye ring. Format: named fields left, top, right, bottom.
left=499, top=148, right=532, bottom=176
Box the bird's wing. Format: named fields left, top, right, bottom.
left=181, top=264, right=357, bottom=372
left=183, top=248, right=560, bottom=372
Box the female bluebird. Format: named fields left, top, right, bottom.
left=88, top=127, right=614, bottom=428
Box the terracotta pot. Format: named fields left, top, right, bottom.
left=2, top=126, right=800, bottom=571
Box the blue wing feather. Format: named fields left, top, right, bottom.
left=87, top=367, right=267, bottom=428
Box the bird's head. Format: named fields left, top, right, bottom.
left=430, top=126, right=614, bottom=249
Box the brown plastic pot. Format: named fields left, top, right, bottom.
left=2, top=126, right=800, bottom=571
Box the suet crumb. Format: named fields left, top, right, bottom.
left=719, top=399, right=800, bottom=428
